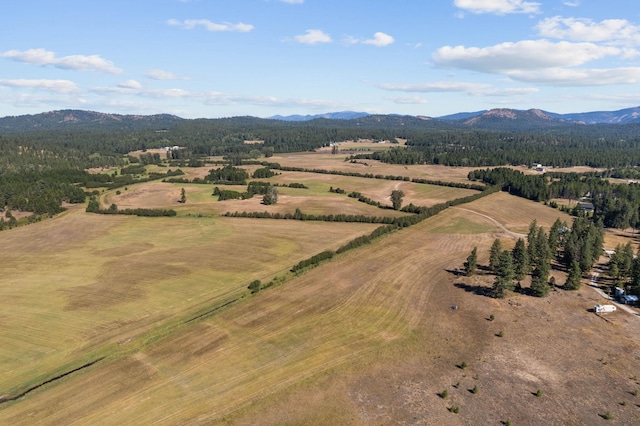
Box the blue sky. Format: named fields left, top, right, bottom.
left=1, top=0, right=639, bottom=118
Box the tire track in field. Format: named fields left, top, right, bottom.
left=452, top=207, right=527, bottom=240
left=133, top=224, right=472, bottom=422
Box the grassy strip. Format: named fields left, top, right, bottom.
left=264, top=163, right=485, bottom=190
left=0, top=358, right=105, bottom=405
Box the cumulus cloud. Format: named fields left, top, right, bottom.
left=433, top=40, right=625, bottom=73
left=363, top=32, right=395, bottom=47
left=537, top=16, right=640, bottom=45
left=146, top=69, right=185, bottom=80
left=167, top=19, right=254, bottom=32
left=345, top=32, right=395, bottom=47
left=0, top=78, right=79, bottom=93
left=0, top=48, right=122, bottom=74
left=294, top=29, right=332, bottom=44
left=453, top=0, right=541, bottom=15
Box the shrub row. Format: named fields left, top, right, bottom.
left=263, top=163, right=484, bottom=190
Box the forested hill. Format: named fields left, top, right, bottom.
left=1, top=106, right=640, bottom=134
left=0, top=110, right=184, bottom=133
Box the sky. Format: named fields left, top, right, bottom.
left=1, top=0, right=639, bottom=119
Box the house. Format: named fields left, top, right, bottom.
left=578, top=202, right=595, bottom=213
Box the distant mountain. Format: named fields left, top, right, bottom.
left=0, top=110, right=184, bottom=133
left=269, top=111, right=370, bottom=121
left=1, top=106, right=639, bottom=135
left=438, top=106, right=640, bottom=125
left=459, top=108, right=569, bottom=130
left=549, top=106, right=640, bottom=124
left=437, top=111, right=488, bottom=121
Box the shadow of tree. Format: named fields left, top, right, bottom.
left=454, top=282, right=492, bottom=297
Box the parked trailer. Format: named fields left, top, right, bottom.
left=594, top=304, right=617, bottom=313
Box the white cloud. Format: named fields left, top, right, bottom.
left=388, top=95, right=428, bottom=105
left=433, top=40, right=625, bottom=73
left=118, top=80, right=142, bottom=90
left=363, top=32, right=395, bottom=47
left=0, top=48, right=122, bottom=74
left=167, top=19, right=254, bottom=32
left=453, top=0, right=541, bottom=15
left=0, top=78, right=79, bottom=93
left=537, top=16, right=640, bottom=45
left=279, top=0, right=304, bottom=3
left=507, top=67, right=640, bottom=86
left=345, top=32, right=395, bottom=47
left=379, top=81, right=538, bottom=97
left=380, top=81, right=489, bottom=93
left=294, top=29, right=332, bottom=44
left=146, top=69, right=185, bottom=80
left=562, top=1, right=580, bottom=6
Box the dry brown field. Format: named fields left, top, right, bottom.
left=1, top=155, right=639, bottom=425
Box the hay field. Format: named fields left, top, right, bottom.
left=0, top=206, right=379, bottom=397
left=3, top=158, right=640, bottom=425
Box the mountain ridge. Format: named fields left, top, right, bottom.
left=1, top=106, right=639, bottom=134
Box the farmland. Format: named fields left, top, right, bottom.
left=1, top=147, right=640, bottom=425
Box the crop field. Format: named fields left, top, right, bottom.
left=2, top=156, right=640, bottom=425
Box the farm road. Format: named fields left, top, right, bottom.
left=452, top=207, right=527, bottom=239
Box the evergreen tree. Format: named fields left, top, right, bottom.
left=390, top=190, right=405, bottom=210
left=492, top=250, right=515, bottom=298
left=527, top=219, right=538, bottom=268
left=548, top=218, right=564, bottom=258
left=179, top=187, right=186, bottom=203
left=512, top=238, right=529, bottom=282
left=489, top=239, right=502, bottom=272
left=464, top=247, right=478, bottom=276
left=565, top=260, right=582, bottom=290
left=531, top=260, right=551, bottom=297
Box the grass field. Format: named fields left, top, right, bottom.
left=1, top=156, right=639, bottom=425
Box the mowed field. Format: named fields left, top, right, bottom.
left=2, top=156, right=640, bottom=425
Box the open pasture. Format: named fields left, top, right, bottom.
left=0, top=206, right=379, bottom=398
left=3, top=193, right=639, bottom=425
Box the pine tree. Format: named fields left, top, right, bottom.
left=489, top=239, right=502, bottom=272
left=492, top=250, right=515, bottom=298
left=179, top=187, right=186, bottom=203
left=464, top=247, right=478, bottom=276
left=564, top=260, right=582, bottom=290
left=512, top=238, right=529, bottom=282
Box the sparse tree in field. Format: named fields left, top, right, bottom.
left=548, top=218, right=565, bottom=257
left=464, top=247, right=478, bottom=276
left=492, top=250, right=515, bottom=298
left=565, top=260, right=582, bottom=290
left=179, top=187, right=186, bottom=203
left=531, top=257, right=551, bottom=297
left=527, top=219, right=539, bottom=268
left=489, top=239, right=502, bottom=272
left=390, top=189, right=405, bottom=210
left=512, top=238, right=529, bottom=282
left=262, top=186, right=278, bottom=205
left=248, top=280, right=261, bottom=294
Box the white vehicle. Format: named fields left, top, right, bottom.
left=594, top=304, right=617, bottom=313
